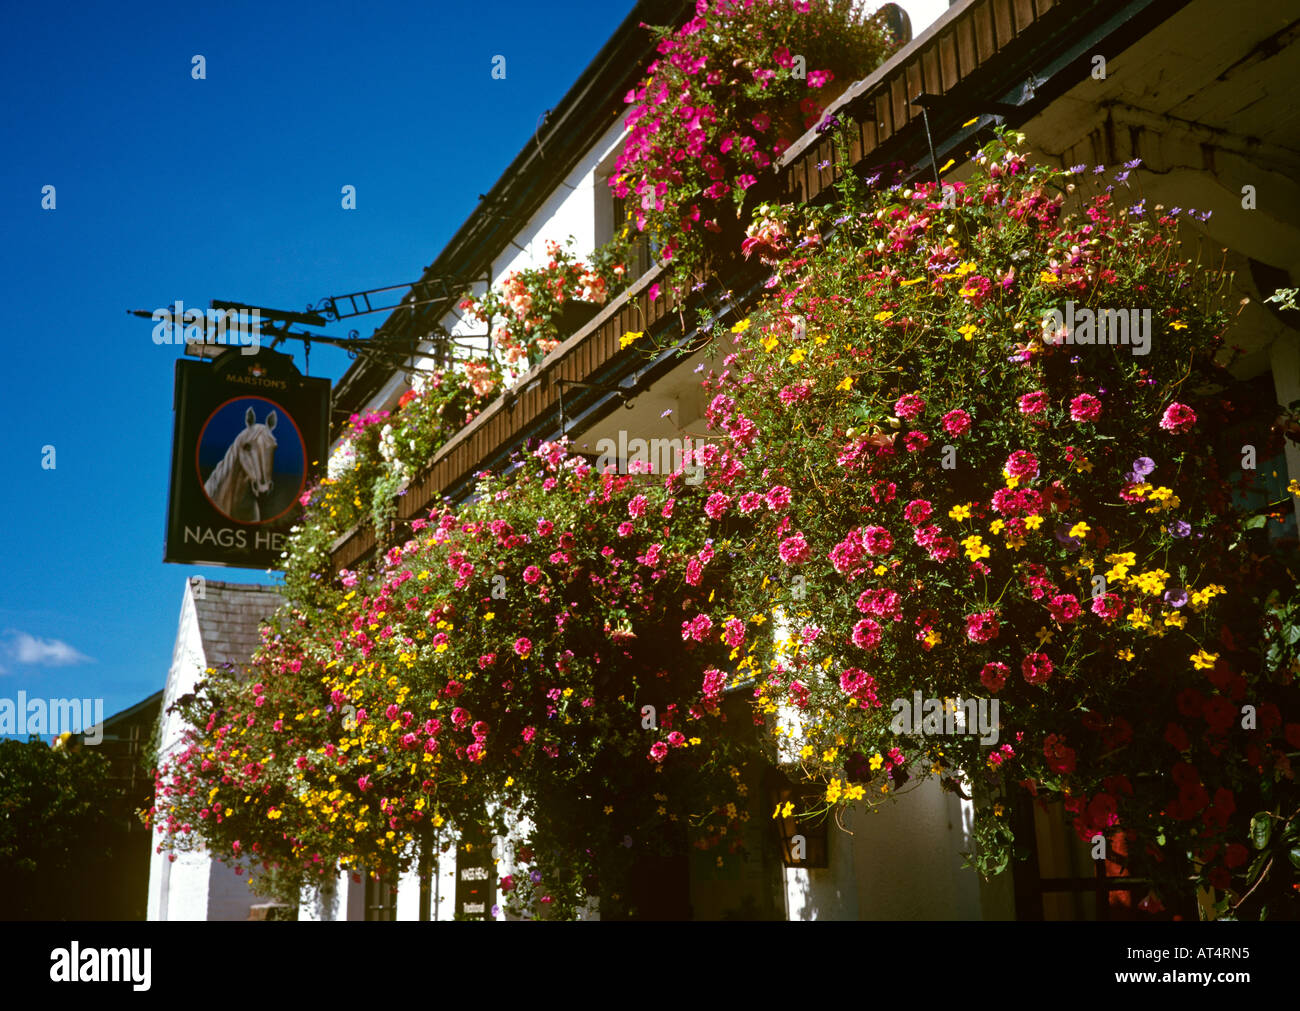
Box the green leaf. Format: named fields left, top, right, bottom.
left=1244, top=514, right=1269, bottom=530
left=1251, top=812, right=1272, bottom=850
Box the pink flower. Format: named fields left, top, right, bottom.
left=863, top=525, right=893, bottom=556
left=1006, top=450, right=1039, bottom=480
left=628, top=494, right=648, bottom=518
left=738, top=491, right=764, bottom=514
left=536, top=519, right=554, bottom=536
left=451, top=707, right=470, bottom=729
left=1022, top=652, right=1053, bottom=685
left=1069, top=393, right=1102, bottom=422
left=903, top=500, right=932, bottom=525
left=723, top=618, right=745, bottom=646
left=851, top=618, right=883, bottom=651
left=649, top=741, right=669, bottom=762
left=522, top=726, right=536, bottom=743
left=681, top=613, right=713, bottom=642
left=1091, top=593, right=1123, bottom=621
left=980, top=662, right=1010, bottom=692
left=839, top=667, right=879, bottom=705
left=705, top=492, right=732, bottom=520
left=941, top=409, right=972, bottom=436
left=514, top=637, right=532, bottom=658
left=965, top=610, right=1001, bottom=643
left=765, top=485, right=792, bottom=511
left=1047, top=594, right=1082, bottom=623
left=894, top=394, right=926, bottom=420
left=357, top=775, right=371, bottom=792
left=778, top=533, right=811, bottom=565
left=617, top=521, right=634, bottom=537
left=1018, top=391, right=1049, bottom=415
left=1160, top=402, right=1197, bottom=434
left=685, top=557, right=704, bottom=586
left=667, top=731, right=686, bottom=748
left=523, top=565, right=541, bottom=584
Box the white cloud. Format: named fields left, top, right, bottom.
left=2, top=630, right=94, bottom=669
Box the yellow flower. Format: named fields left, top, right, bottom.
left=1039, top=270, right=1058, bottom=284
left=868, top=753, right=884, bottom=771
left=788, top=348, right=806, bottom=365
left=604, top=805, right=614, bottom=815
left=900, top=277, right=924, bottom=286
left=1190, top=649, right=1218, bottom=670
left=989, top=518, right=1005, bottom=534
left=949, top=504, right=972, bottom=521
left=1068, top=521, right=1090, bottom=539
left=731, top=318, right=752, bottom=334
left=873, top=310, right=894, bottom=322
left=836, top=376, right=854, bottom=392
left=1164, top=611, right=1186, bottom=629
left=1117, top=649, right=1134, bottom=661
left=825, top=778, right=843, bottom=804
left=958, top=324, right=977, bottom=340
left=1023, top=515, right=1044, bottom=531
left=961, top=534, right=990, bottom=561
left=1036, top=626, right=1054, bottom=645
left=762, top=335, right=780, bottom=353
left=844, top=784, right=866, bottom=801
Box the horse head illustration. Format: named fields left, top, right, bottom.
left=204, top=407, right=278, bottom=522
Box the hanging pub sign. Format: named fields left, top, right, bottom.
left=164, top=348, right=330, bottom=569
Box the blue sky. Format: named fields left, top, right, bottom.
left=0, top=0, right=637, bottom=733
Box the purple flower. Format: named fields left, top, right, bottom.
left=491, top=904, right=501, bottom=917
left=1124, top=158, right=1143, bottom=169
left=1164, top=588, right=1188, bottom=608
left=1132, top=457, right=1156, bottom=478
left=1168, top=520, right=1191, bottom=538
left=1114, top=170, right=1130, bottom=184
left=530, top=870, right=542, bottom=884
left=1067, top=163, right=1086, bottom=174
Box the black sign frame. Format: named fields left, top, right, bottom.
left=164, top=348, right=329, bottom=569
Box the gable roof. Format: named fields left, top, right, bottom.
left=191, top=580, right=281, bottom=667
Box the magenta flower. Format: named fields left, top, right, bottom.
left=705, top=492, right=733, bottom=520
left=1022, top=652, right=1053, bottom=685
left=1160, top=402, right=1197, bottom=433
left=765, top=485, right=793, bottom=511
left=965, top=610, right=1001, bottom=643
left=850, top=618, right=883, bottom=651
left=1005, top=450, right=1039, bottom=480
left=649, top=741, right=669, bottom=762
left=1069, top=393, right=1102, bottom=422
left=778, top=533, right=811, bottom=565
left=941, top=408, right=972, bottom=436
left=903, top=499, right=932, bottom=525
left=1018, top=391, right=1049, bottom=415
left=980, top=662, right=1010, bottom=692
left=628, top=494, right=648, bottom=518
left=514, top=637, right=532, bottom=658
left=863, top=525, right=893, bottom=556
left=894, top=394, right=926, bottom=420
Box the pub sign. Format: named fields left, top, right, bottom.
left=165, top=348, right=329, bottom=568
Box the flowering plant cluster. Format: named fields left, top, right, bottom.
left=280, top=365, right=497, bottom=602
left=681, top=132, right=1299, bottom=915
left=610, top=0, right=896, bottom=289
left=459, top=237, right=632, bottom=374
left=153, top=441, right=762, bottom=918
left=150, top=113, right=1300, bottom=919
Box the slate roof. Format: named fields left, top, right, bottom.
left=192, top=581, right=282, bottom=667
